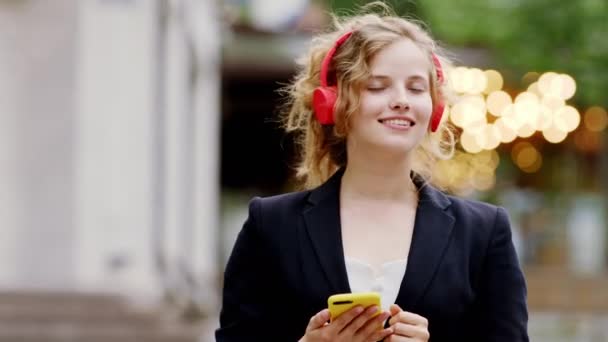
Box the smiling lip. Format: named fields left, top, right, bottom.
left=378, top=116, right=416, bottom=130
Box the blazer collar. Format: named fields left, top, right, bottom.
left=302, top=168, right=350, bottom=294
left=302, top=168, right=455, bottom=308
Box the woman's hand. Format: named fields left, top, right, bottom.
left=299, top=305, right=393, bottom=342
left=385, top=304, right=429, bottom=342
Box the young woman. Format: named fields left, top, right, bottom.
left=216, top=6, right=529, bottom=342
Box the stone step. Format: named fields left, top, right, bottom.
left=0, top=291, right=125, bottom=308
left=0, top=322, right=200, bottom=342
left=0, top=291, right=160, bottom=326
left=524, top=267, right=608, bottom=311
left=0, top=304, right=161, bottom=326
left=0, top=291, right=204, bottom=342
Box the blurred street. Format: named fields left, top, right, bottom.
left=1, top=0, right=607, bottom=341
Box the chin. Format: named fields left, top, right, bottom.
left=375, top=139, right=419, bottom=156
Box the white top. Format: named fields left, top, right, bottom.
left=344, top=257, right=408, bottom=312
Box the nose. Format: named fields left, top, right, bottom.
left=389, top=88, right=410, bottom=111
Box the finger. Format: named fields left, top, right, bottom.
left=391, top=322, right=430, bottom=340
left=389, top=304, right=402, bottom=316
left=388, top=310, right=428, bottom=327
left=367, top=325, right=393, bottom=342
left=341, top=305, right=379, bottom=334
left=384, top=334, right=415, bottom=342
left=306, top=309, right=330, bottom=332
left=358, top=310, right=391, bottom=337
left=331, top=305, right=364, bottom=332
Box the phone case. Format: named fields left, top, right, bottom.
left=327, top=292, right=381, bottom=322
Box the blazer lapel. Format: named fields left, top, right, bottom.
left=395, top=179, right=455, bottom=311
left=301, top=169, right=351, bottom=295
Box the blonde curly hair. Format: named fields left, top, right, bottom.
left=280, top=3, right=455, bottom=189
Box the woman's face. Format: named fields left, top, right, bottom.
left=347, top=38, right=433, bottom=156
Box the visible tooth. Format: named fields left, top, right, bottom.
left=384, top=119, right=410, bottom=126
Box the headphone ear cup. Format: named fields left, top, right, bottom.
left=430, top=100, right=445, bottom=132
left=312, top=86, right=338, bottom=125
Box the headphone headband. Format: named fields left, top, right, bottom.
left=319, top=31, right=353, bottom=87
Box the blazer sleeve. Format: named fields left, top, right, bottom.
left=477, top=206, right=529, bottom=341
left=215, top=197, right=284, bottom=341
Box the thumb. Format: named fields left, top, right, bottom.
left=306, top=309, right=330, bottom=332
left=389, top=304, right=402, bottom=316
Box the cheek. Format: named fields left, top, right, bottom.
left=359, top=94, right=386, bottom=117
left=413, top=95, right=434, bottom=120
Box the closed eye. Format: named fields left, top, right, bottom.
left=408, top=87, right=426, bottom=93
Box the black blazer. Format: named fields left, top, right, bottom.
left=216, top=169, right=529, bottom=341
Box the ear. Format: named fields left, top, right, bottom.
left=312, top=86, right=338, bottom=125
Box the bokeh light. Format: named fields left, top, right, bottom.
left=542, top=124, right=568, bottom=143
left=444, top=67, right=587, bottom=192
left=584, top=106, right=608, bottom=132
left=483, top=70, right=503, bottom=94
left=553, top=106, right=581, bottom=132
left=487, top=90, right=512, bottom=117
left=511, top=141, right=542, bottom=173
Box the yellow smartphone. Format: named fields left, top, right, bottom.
left=327, top=292, right=381, bottom=323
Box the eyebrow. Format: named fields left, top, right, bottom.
left=368, top=74, right=429, bottom=82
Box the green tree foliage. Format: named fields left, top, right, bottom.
left=327, top=0, right=608, bottom=107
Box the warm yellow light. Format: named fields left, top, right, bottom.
left=468, top=68, right=488, bottom=94
left=473, top=149, right=500, bottom=170
left=487, top=90, right=512, bottom=117
left=542, top=124, right=568, bottom=143
left=539, top=73, right=577, bottom=100
left=448, top=161, right=469, bottom=188
left=512, top=142, right=542, bottom=173
left=527, top=82, right=541, bottom=97
left=471, top=171, right=496, bottom=191
left=516, top=146, right=538, bottom=168
left=460, top=130, right=483, bottom=153
left=483, top=70, right=503, bottom=94
left=512, top=102, right=538, bottom=130
left=494, top=117, right=518, bottom=143
left=463, top=94, right=487, bottom=112
left=554, top=106, right=580, bottom=132
left=449, top=67, right=469, bottom=93
left=517, top=123, right=536, bottom=138
left=513, top=93, right=540, bottom=129
left=515, top=91, right=540, bottom=104
left=538, top=72, right=559, bottom=96
left=470, top=159, right=494, bottom=176
left=557, top=74, right=577, bottom=100
left=479, top=124, right=501, bottom=150
left=449, top=103, right=467, bottom=128
left=541, top=95, right=565, bottom=112
left=533, top=105, right=554, bottom=131
left=584, top=106, right=608, bottom=132
left=463, top=116, right=487, bottom=134
left=489, top=149, right=500, bottom=169
left=433, top=160, right=452, bottom=188
left=511, top=141, right=528, bottom=161
left=451, top=96, right=486, bottom=129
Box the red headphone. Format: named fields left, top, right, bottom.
left=312, top=31, right=446, bottom=132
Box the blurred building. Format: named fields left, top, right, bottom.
left=0, top=0, right=219, bottom=340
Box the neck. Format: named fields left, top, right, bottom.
left=341, top=148, right=417, bottom=202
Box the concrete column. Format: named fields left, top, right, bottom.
left=190, top=0, right=221, bottom=308
left=0, top=0, right=77, bottom=289
left=75, top=0, right=160, bottom=296
left=160, top=0, right=221, bottom=310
